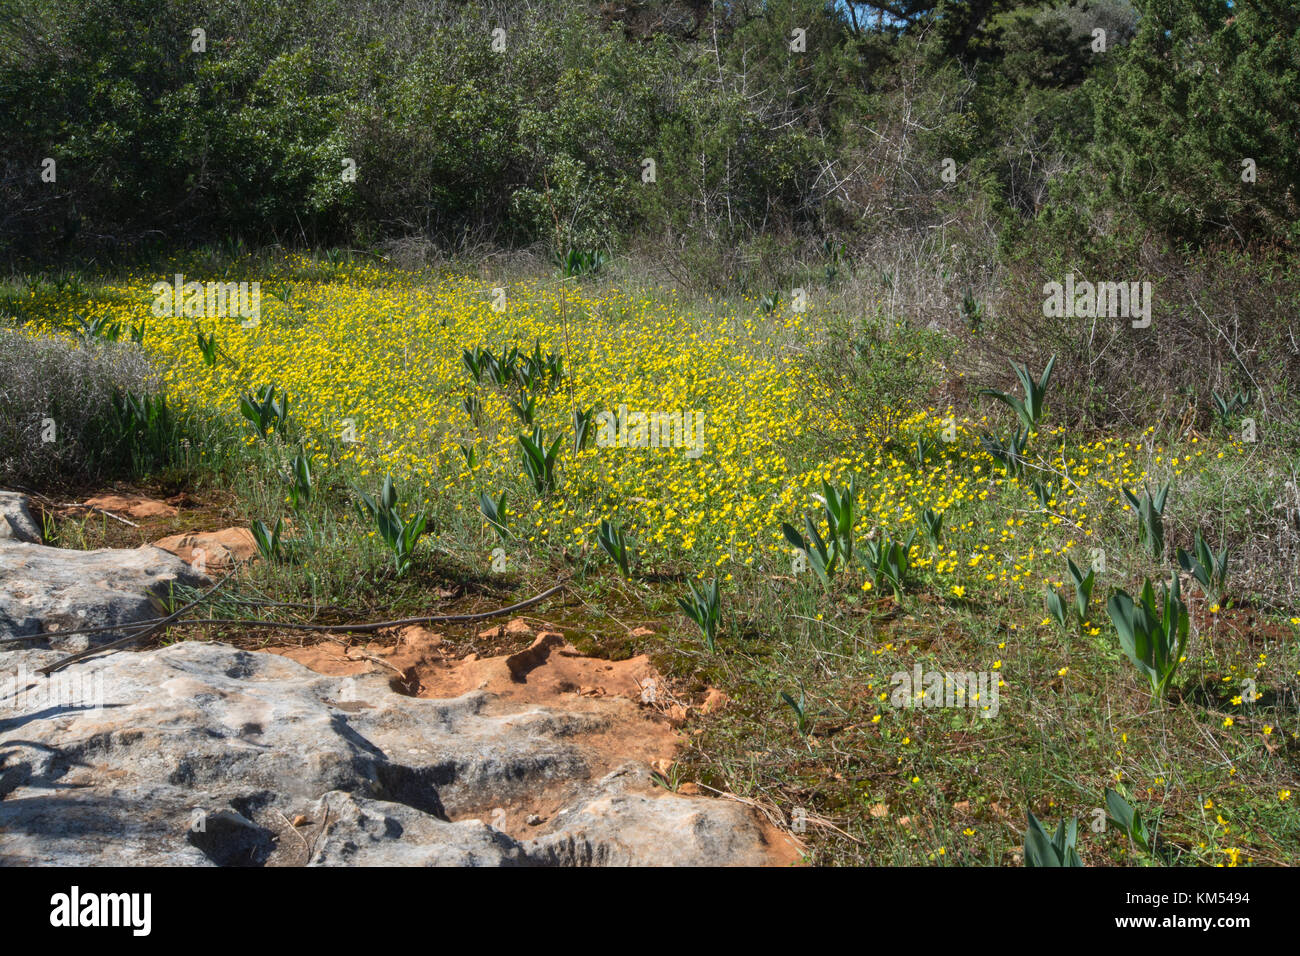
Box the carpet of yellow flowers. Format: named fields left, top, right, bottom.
left=39, top=256, right=1247, bottom=603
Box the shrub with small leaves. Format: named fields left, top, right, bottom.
left=0, top=330, right=163, bottom=484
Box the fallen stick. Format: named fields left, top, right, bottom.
left=0, top=595, right=357, bottom=642
left=58, top=503, right=140, bottom=528
left=3, top=582, right=563, bottom=644
left=28, top=581, right=567, bottom=671
left=163, top=581, right=568, bottom=634
left=0, top=617, right=159, bottom=645
left=37, top=570, right=236, bottom=675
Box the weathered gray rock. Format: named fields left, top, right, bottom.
left=0, top=641, right=794, bottom=866
left=0, top=490, right=796, bottom=866
left=303, top=792, right=529, bottom=867
left=525, top=764, right=790, bottom=866
left=0, top=535, right=207, bottom=653
left=0, top=491, right=41, bottom=543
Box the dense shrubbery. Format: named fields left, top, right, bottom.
left=976, top=236, right=1300, bottom=433
left=3, top=0, right=1297, bottom=431
left=5, top=0, right=1294, bottom=262
left=0, top=330, right=177, bottom=485
left=1, top=0, right=846, bottom=256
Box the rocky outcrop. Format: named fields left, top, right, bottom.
left=0, top=492, right=800, bottom=866
left=0, top=531, right=207, bottom=654
left=0, top=640, right=795, bottom=866
left=0, top=491, right=41, bottom=543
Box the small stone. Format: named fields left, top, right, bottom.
left=503, top=618, right=534, bottom=637
left=701, top=688, right=730, bottom=714
left=85, top=494, right=178, bottom=519
left=152, top=528, right=257, bottom=570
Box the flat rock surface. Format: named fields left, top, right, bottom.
left=0, top=539, right=207, bottom=653
left=0, top=641, right=798, bottom=866
left=0, top=491, right=800, bottom=867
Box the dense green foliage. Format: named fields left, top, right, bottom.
left=3, top=0, right=1295, bottom=261
left=3, top=1, right=1298, bottom=434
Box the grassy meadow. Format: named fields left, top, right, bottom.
left=3, top=249, right=1297, bottom=866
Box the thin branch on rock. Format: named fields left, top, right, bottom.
left=30, top=581, right=567, bottom=673
left=37, top=569, right=237, bottom=675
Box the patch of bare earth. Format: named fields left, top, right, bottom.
left=263, top=619, right=797, bottom=860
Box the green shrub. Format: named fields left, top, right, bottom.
left=809, top=312, right=946, bottom=445
left=0, top=330, right=178, bottom=485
